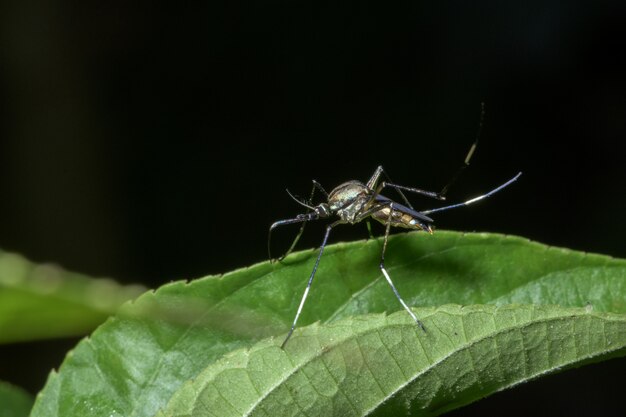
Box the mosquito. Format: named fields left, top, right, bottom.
left=269, top=146, right=521, bottom=348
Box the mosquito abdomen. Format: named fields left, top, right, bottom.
left=372, top=207, right=433, bottom=232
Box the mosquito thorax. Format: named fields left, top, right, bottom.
left=328, top=181, right=373, bottom=222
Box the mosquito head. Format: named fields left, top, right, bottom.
left=283, top=187, right=331, bottom=220
left=314, top=203, right=331, bottom=218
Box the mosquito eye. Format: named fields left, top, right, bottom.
left=315, top=205, right=330, bottom=217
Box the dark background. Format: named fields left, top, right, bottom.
left=1, top=1, right=625, bottom=415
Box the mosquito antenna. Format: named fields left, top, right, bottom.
left=286, top=189, right=315, bottom=210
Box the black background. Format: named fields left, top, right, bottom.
left=1, top=1, right=625, bottom=415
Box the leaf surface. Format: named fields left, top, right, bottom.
left=0, top=381, right=33, bottom=417
left=28, top=232, right=626, bottom=416
left=0, top=250, right=145, bottom=344
left=158, top=305, right=626, bottom=417
left=0, top=251, right=144, bottom=343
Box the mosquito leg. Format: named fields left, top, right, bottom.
left=377, top=136, right=480, bottom=201
left=379, top=203, right=426, bottom=331
left=276, top=180, right=331, bottom=262
left=366, top=219, right=374, bottom=240
left=272, top=182, right=319, bottom=262
left=312, top=180, right=329, bottom=199
left=378, top=182, right=445, bottom=200
left=438, top=140, right=477, bottom=198
left=439, top=102, right=484, bottom=198
left=377, top=104, right=486, bottom=203
left=366, top=166, right=384, bottom=190
left=268, top=211, right=319, bottom=262
left=281, top=220, right=339, bottom=348
left=367, top=166, right=417, bottom=209
left=422, top=171, right=522, bottom=215
left=375, top=143, right=477, bottom=202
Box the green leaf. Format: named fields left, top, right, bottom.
left=158, top=305, right=626, bottom=417
left=29, top=232, right=626, bottom=417
left=0, top=250, right=145, bottom=344
left=0, top=381, right=33, bottom=417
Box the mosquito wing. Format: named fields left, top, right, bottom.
left=374, top=194, right=434, bottom=223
